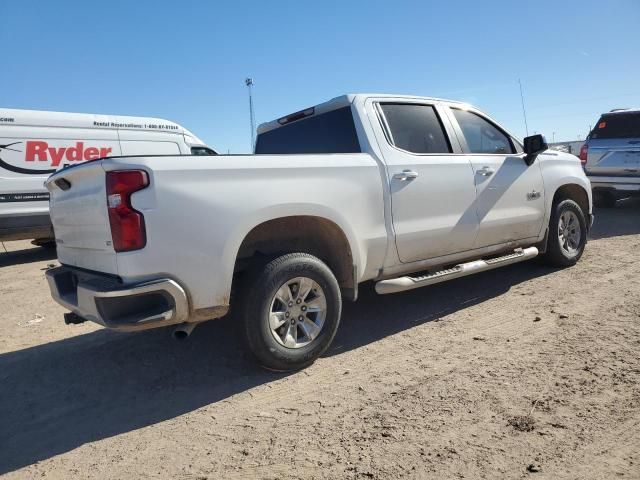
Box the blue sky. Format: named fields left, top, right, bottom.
left=2, top=0, right=639, bottom=153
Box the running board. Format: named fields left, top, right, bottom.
left=375, top=247, right=539, bottom=295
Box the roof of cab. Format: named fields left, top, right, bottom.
left=257, top=93, right=469, bottom=135
left=0, top=107, right=188, bottom=134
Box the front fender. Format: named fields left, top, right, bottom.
left=540, top=153, right=593, bottom=221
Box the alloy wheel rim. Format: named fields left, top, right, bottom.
left=268, top=277, right=327, bottom=349
left=558, top=210, right=581, bottom=256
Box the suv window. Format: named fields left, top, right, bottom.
left=379, top=103, right=451, bottom=154
left=452, top=109, right=515, bottom=154
left=590, top=112, right=640, bottom=139
left=255, top=106, right=361, bottom=154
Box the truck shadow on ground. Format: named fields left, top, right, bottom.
left=0, top=260, right=559, bottom=474
left=0, top=245, right=57, bottom=268
left=589, top=197, right=640, bottom=240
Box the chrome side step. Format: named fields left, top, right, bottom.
left=375, top=247, right=539, bottom=295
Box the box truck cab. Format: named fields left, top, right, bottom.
left=0, top=108, right=216, bottom=242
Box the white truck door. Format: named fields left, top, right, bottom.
left=370, top=101, right=479, bottom=263
left=447, top=107, right=545, bottom=248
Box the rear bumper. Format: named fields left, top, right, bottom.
left=589, top=176, right=640, bottom=196
left=45, top=265, right=190, bottom=332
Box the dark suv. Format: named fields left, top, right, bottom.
left=581, top=109, right=640, bottom=207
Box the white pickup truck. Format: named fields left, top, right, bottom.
left=45, top=94, right=593, bottom=370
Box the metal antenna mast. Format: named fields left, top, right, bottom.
left=518, top=78, right=529, bottom=137
left=245, top=78, right=256, bottom=150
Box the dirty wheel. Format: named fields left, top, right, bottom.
left=542, top=199, right=587, bottom=267
left=240, top=253, right=342, bottom=371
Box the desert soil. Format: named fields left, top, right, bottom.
left=1, top=200, right=639, bottom=479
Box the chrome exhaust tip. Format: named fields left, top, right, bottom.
left=173, top=322, right=198, bottom=340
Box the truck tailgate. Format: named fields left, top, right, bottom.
left=585, top=138, right=640, bottom=177
left=46, top=162, right=118, bottom=274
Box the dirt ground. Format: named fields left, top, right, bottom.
left=1, top=200, right=639, bottom=480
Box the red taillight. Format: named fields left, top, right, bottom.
left=106, top=170, right=149, bottom=252
left=579, top=144, right=588, bottom=166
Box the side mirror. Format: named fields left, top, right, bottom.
left=523, top=134, right=548, bottom=166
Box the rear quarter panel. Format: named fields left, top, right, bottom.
left=104, top=154, right=387, bottom=311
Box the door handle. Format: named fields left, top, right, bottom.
left=477, top=166, right=495, bottom=177
left=393, top=170, right=419, bottom=181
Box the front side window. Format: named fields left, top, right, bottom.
left=452, top=109, right=515, bottom=154
left=379, top=103, right=451, bottom=154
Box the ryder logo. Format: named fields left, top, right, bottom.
left=0, top=140, right=114, bottom=175
left=0, top=141, right=50, bottom=175
left=26, top=141, right=112, bottom=167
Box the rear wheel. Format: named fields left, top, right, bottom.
left=239, top=253, right=342, bottom=371
left=542, top=199, right=587, bottom=267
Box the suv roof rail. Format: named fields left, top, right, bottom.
left=609, top=108, right=630, bottom=112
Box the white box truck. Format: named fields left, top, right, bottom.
left=0, top=108, right=216, bottom=243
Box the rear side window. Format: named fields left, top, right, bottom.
left=452, top=109, right=515, bottom=154
left=255, top=106, right=361, bottom=154
left=591, top=113, right=640, bottom=139
left=379, top=103, right=451, bottom=154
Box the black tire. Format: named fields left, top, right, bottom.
left=239, top=253, right=342, bottom=371
left=593, top=191, right=617, bottom=208
left=542, top=199, right=587, bottom=267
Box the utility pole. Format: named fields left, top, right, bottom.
left=245, top=78, right=256, bottom=151
left=518, top=78, right=529, bottom=137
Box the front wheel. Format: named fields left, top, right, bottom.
left=239, top=253, right=342, bottom=371
left=542, top=199, right=587, bottom=267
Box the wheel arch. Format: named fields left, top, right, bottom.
left=538, top=182, right=591, bottom=254
left=232, top=215, right=358, bottom=300
left=552, top=183, right=590, bottom=217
